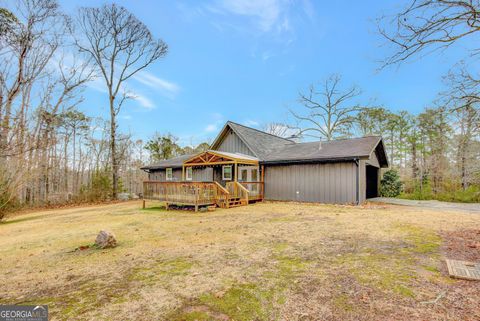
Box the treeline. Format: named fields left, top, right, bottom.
left=374, top=0, right=480, bottom=202
left=0, top=0, right=212, bottom=216
left=355, top=106, right=479, bottom=202
left=144, top=133, right=210, bottom=162
left=275, top=72, right=479, bottom=202
left=0, top=0, right=169, bottom=216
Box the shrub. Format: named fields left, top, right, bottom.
left=78, top=170, right=112, bottom=202
left=380, top=169, right=402, bottom=197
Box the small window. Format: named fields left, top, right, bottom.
left=251, top=168, right=258, bottom=181
left=240, top=169, right=248, bottom=182
left=222, top=165, right=232, bottom=181
left=166, top=168, right=173, bottom=181
left=186, top=167, right=193, bottom=181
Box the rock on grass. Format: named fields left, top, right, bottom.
left=95, top=230, right=117, bottom=249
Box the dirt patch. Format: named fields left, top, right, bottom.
left=441, top=229, right=480, bottom=262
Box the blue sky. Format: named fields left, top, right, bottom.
left=59, top=0, right=473, bottom=146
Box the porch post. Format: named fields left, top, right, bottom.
left=234, top=162, right=238, bottom=182
left=182, top=165, right=185, bottom=181
left=261, top=165, right=265, bottom=201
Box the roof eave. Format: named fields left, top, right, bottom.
left=260, top=156, right=368, bottom=165
left=369, top=137, right=389, bottom=168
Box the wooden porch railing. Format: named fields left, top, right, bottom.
left=143, top=180, right=261, bottom=211
left=239, top=182, right=264, bottom=200
left=226, top=181, right=249, bottom=204
left=143, top=181, right=226, bottom=206
left=213, top=181, right=230, bottom=206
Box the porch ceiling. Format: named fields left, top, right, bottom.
left=183, top=150, right=259, bottom=167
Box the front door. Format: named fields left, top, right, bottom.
left=239, top=166, right=259, bottom=194
left=239, top=166, right=258, bottom=182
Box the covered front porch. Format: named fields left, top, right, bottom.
left=143, top=150, right=264, bottom=211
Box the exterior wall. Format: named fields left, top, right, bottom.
left=192, top=167, right=213, bottom=181
left=358, top=160, right=366, bottom=204
left=216, top=130, right=255, bottom=156
left=264, top=162, right=358, bottom=204
left=148, top=168, right=182, bottom=181
left=213, top=166, right=236, bottom=187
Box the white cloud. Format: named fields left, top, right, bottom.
left=204, top=0, right=315, bottom=34
left=133, top=71, right=180, bottom=99
left=132, top=94, right=155, bottom=109
left=204, top=113, right=225, bottom=133
left=205, top=124, right=218, bottom=132
left=301, top=0, right=315, bottom=21
left=216, top=0, right=283, bottom=32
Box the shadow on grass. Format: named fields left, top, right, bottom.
left=1, top=213, right=57, bottom=225
left=142, top=206, right=167, bottom=212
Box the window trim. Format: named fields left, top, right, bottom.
left=166, top=168, right=173, bottom=181
left=185, top=167, right=193, bottom=181
left=222, top=165, right=232, bottom=181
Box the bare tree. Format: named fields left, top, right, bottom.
left=262, top=122, right=298, bottom=138
left=290, top=75, right=362, bottom=140
left=378, top=1, right=480, bottom=67
left=0, top=0, right=65, bottom=155
left=442, top=64, right=480, bottom=108
left=75, top=4, right=168, bottom=198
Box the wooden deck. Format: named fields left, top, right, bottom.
left=143, top=181, right=264, bottom=211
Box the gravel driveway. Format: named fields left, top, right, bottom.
left=368, top=197, right=480, bottom=213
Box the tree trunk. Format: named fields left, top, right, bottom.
left=411, top=139, right=418, bottom=180
left=110, top=95, right=118, bottom=199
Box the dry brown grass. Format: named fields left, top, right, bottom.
left=1, top=201, right=479, bottom=320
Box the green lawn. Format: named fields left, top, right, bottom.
left=1, top=201, right=479, bottom=320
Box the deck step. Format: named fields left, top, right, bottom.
left=216, top=197, right=248, bottom=208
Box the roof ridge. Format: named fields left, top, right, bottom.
left=295, top=136, right=382, bottom=145
left=227, top=120, right=294, bottom=142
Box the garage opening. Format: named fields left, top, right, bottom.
left=366, top=165, right=379, bottom=198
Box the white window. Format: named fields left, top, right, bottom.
left=186, top=167, right=193, bottom=181
left=166, top=168, right=173, bottom=181
left=222, top=165, right=232, bottom=181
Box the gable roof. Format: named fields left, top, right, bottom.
left=140, top=150, right=260, bottom=171
left=141, top=122, right=389, bottom=171
left=263, top=136, right=388, bottom=167
left=184, top=150, right=259, bottom=165
left=210, top=121, right=293, bottom=159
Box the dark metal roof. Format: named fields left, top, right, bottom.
left=141, top=122, right=389, bottom=171
left=211, top=121, right=293, bottom=159
left=261, top=136, right=388, bottom=167
left=140, top=154, right=193, bottom=170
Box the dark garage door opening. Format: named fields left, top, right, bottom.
left=366, top=165, right=379, bottom=199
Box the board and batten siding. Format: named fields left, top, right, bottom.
left=192, top=167, right=213, bottom=181
left=264, top=162, right=358, bottom=204
left=216, top=130, right=255, bottom=156
left=148, top=168, right=182, bottom=181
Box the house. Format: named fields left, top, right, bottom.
left=141, top=121, right=388, bottom=210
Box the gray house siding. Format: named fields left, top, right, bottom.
left=264, top=162, right=358, bottom=204
left=216, top=130, right=255, bottom=156
left=148, top=168, right=182, bottom=181
left=193, top=167, right=213, bottom=181
left=358, top=160, right=366, bottom=203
